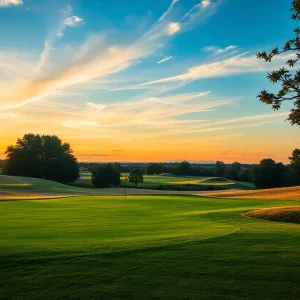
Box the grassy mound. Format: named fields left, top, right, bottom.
left=200, top=186, right=300, bottom=200
left=245, top=206, right=300, bottom=224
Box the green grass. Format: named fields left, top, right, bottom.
left=74, top=173, right=254, bottom=190
left=1, top=194, right=300, bottom=299
left=0, top=175, right=104, bottom=196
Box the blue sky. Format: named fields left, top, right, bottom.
left=0, top=0, right=298, bottom=163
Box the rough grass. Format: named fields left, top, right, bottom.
left=200, top=186, right=300, bottom=200
left=1, top=194, right=300, bottom=299
left=245, top=206, right=300, bottom=224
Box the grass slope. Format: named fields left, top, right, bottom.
left=1, top=195, right=300, bottom=299
left=245, top=206, right=300, bottom=223
left=200, top=185, right=300, bottom=200
left=0, top=175, right=182, bottom=199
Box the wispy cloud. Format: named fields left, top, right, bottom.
left=0, top=0, right=23, bottom=8
left=182, top=0, right=219, bottom=22
left=204, top=45, right=238, bottom=55
left=64, top=16, right=84, bottom=27
left=135, top=53, right=294, bottom=86
left=0, top=1, right=224, bottom=110
left=159, top=0, right=180, bottom=21
left=157, top=56, right=173, bottom=64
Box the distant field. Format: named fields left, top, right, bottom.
left=74, top=172, right=255, bottom=190
left=1, top=193, right=300, bottom=299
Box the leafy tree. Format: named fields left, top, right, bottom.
left=289, top=148, right=300, bottom=182
left=224, top=168, right=239, bottom=181
left=179, top=160, right=190, bottom=177
left=239, top=169, right=251, bottom=182
left=252, top=159, right=286, bottom=189
left=145, top=163, right=163, bottom=175
left=257, top=0, right=300, bottom=126
left=92, top=163, right=121, bottom=188
left=172, top=163, right=181, bottom=175
left=232, top=162, right=241, bottom=172
left=129, top=168, right=144, bottom=187
left=3, top=134, right=79, bottom=183
left=214, top=161, right=225, bottom=177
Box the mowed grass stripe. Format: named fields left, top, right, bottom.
left=1, top=195, right=300, bottom=299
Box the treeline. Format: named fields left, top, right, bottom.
left=79, top=161, right=251, bottom=182
left=2, top=134, right=300, bottom=190
left=79, top=148, right=300, bottom=189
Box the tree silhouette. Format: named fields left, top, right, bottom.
left=129, top=168, right=144, bottom=187
left=3, top=134, right=79, bottom=183
left=92, top=163, right=121, bottom=188
left=257, top=0, right=300, bottom=126
left=289, top=148, right=300, bottom=182
left=179, top=161, right=190, bottom=177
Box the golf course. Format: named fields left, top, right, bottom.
left=1, top=175, right=300, bottom=300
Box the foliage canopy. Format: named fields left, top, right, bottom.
left=257, top=0, right=300, bottom=126
left=3, top=134, right=79, bottom=183
left=92, top=163, right=121, bottom=188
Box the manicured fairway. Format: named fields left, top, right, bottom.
left=1, top=195, right=300, bottom=299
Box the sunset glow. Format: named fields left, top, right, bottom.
left=0, top=0, right=298, bottom=163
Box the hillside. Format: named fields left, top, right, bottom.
left=200, top=186, right=300, bottom=200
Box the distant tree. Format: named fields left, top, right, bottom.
left=257, top=0, right=300, bottom=126
left=129, top=168, right=144, bottom=187
left=252, top=158, right=286, bottom=189
left=3, top=134, right=79, bottom=183
left=145, top=163, right=163, bottom=175
left=214, top=161, right=226, bottom=177
left=0, top=159, right=5, bottom=169
left=92, top=163, right=121, bottom=188
left=232, top=162, right=241, bottom=172
left=179, top=161, right=190, bottom=177
left=172, top=163, right=181, bottom=175
left=239, top=169, right=251, bottom=182
left=224, top=168, right=239, bottom=181
left=289, top=148, right=300, bottom=182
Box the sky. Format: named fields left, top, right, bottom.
left=0, top=0, right=299, bottom=163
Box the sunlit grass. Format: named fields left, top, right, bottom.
left=1, top=194, right=300, bottom=299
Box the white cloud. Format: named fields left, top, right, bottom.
left=166, top=22, right=181, bottom=35
left=157, top=56, right=173, bottom=64
left=64, top=16, right=84, bottom=27
left=0, top=0, right=23, bottom=7
left=201, top=0, right=211, bottom=9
